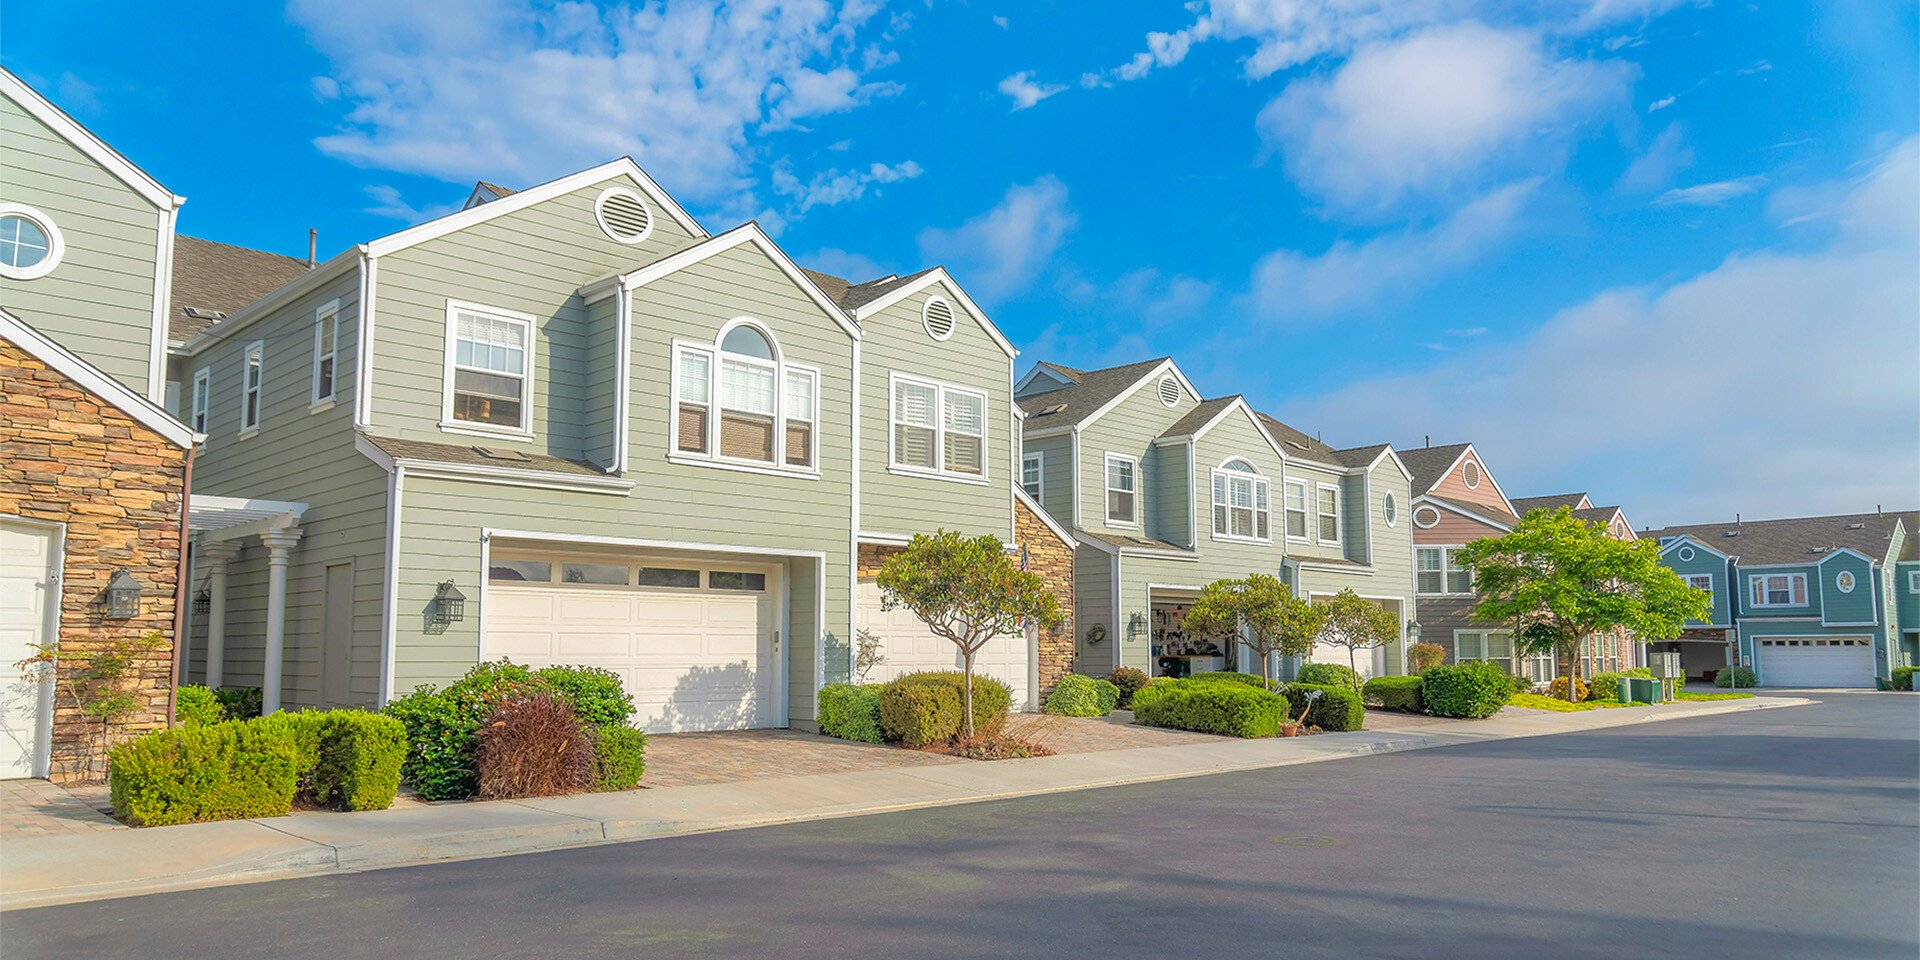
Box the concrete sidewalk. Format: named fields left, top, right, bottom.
left=0, top=695, right=1806, bottom=910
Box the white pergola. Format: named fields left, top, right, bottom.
left=184, top=495, right=307, bottom=714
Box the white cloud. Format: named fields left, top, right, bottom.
left=1244, top=179, right=1538, bottom=323
left=771, top=159, right=922, bottom=212
left=998, top=71, right=1066, bottom=110
left=1278, top=138, right=1920, bottom=527
left=1446, top=326, right=1490, bottom=337
left=362, top=184, right=462, bottom=223
left=1060, top=268, right=1216, bottom=326
left=918, top=176, right=1076, bottom=299
left=992, top=15, right=1009, bottom=30
left=1615, top=124, right=1693, bottom=194
left=1647, top=94, right=1676, bottom=111
left=799, top=247, right=888, bottom=283
left=1655, top=176, right=1767, bottom=207
left=1257, top=24, right=1634, bottom=212
left=290, top=0, right=897, bottom=210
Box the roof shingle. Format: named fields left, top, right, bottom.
left=1017, top=358, right=1171, bottom=426
left=1645, top=511, right=1917, bottom=566
left=168, top=236, right=310, bottom=341
left=1398, top=443, right=1474, bottom=493
left=360, top=434, right=606, bottom=478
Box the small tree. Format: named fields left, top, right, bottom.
left=15, top=630, right=167, bottom=781
left=1183, top=574, right=1322, bottom=689
left=1314, top=589, right=1400, bottom=690
left=876, top=530, right=1063, bottom=737
left=853, top=628, right=887, bottom=683
left=1457, top=507, right=1710, bottom=702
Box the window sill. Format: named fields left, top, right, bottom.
left=886, top=464, right=991, bottom=486
left=237, top=427, right=259, bottom=440
left=1105, top=519, right=1141, bottom=529
left=667, top=453, right=821, bottom=481
left=439, top=420, right=534, bottom=442
left=308, top=397, right=337, bottom=415
left=1210, top=533, right=1273, bottom=546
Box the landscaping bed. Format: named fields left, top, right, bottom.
left=820, top=672, right=1052, bottom=759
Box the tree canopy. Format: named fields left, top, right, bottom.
left=1184, top=573, right=1321, bottom=688
left=1314, top=589, right=1401, bottom=686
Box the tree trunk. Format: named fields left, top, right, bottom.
left=961, top=650, right=977, bottom=740
left=1347, top=646, right=1361, bottom=692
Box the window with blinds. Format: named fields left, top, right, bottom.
left=670, top=321, right=818, bottom=473
left=449, top=307, right=530, bottom=430
left=1210, top=461, right=1271, bottom=541
left=1105, top=454, right=1137, bottom=524
left=1284, top=480, right=1308, bottom=539
left=890, top=375, right=988, bottom=480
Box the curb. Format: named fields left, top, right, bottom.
left=0, top=695, right=1809, bottom=911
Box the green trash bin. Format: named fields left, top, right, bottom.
left=1617, top=676, right=1633, bottom=703
left=1627, top=677, right=1658, bottom=704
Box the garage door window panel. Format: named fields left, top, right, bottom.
left=638, top=567, right=701, bottom=588
left=562, top=562, right=630, bottom=586
left=710, top=571, right=767, bottom=591
left=490, top=559, right=553, bottom=583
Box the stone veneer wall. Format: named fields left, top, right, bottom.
left=1, top=337, right=186, bottom=782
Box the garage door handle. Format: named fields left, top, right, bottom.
left=773, top=630, right=780, bottom=651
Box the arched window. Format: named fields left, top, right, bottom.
left=673, top=319, right=818, bottom=470
left=1210, top=458, right=1271, bottom=542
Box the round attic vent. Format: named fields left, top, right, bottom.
left=594, top=186, right=654, bottom=245
left=1156, top=375, right=1181, bottom=407
left=922, top=296, right=956, bottom=341
left=1677, top=546, right=1695, bottom=562
left=1413, top=505, right=1440, bottom=528
left=1462, top=459, right=1481, bottom=488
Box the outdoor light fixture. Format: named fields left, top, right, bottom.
left=193, top=583, right=211, bottom=616
left=1405, top=620, right=1422, bottom=643
left=103, top=569, right=143, bottom=619
left=431, top=580, right=467, bottom=626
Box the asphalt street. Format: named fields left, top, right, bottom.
left=4, top=691, right=1914, bottom=959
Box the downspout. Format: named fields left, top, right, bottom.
left=168, top=444, right=197, bottom=727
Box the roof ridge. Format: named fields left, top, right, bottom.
left=177, top=234, right=308, bottom=265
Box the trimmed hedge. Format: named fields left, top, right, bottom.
left=1107, top=667, right=1149, bottom=709
left=1362, top=675, right=1424, bottom=712
left=1715, top=666, right=1759, bottom=689
left=1296, top=662, right=1363, bottom=691
left=1422, top=661, right=1512, bottom=719
left=1093, top=679, right=1121, bottom=715
left=879, top=672, right=1011, bottom=745
left=592, top=725, right=647, bottom=791
left=310, top=711, right=407, bottom=811
left=1131, top=679, right=1287, bottom=738
left=382, top=685, right=480, bottom=800
left=109, top=721, right=302, bottom=826
left=819, top=683, right=885, bottom=743
left=213, top=686, right=263, bottom=721
left=535, top=665, right=636, bottom=727
left=1192, top=671, right=1280, bottom=690
left=1045, top=675, right=1105, bottom=717
left=1893, top=666, right=1916, bottom=691
left=1283, top=683, right=1365, bottom=731
left=175, top=685, right=223, bottom=726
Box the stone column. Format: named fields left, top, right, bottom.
left=258, top=528, right=304, bottom=714
left=198, top=541, right=240, bottom=690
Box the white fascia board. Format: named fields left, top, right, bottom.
left=1015, top=365, right=1075, bottom=394
left=1013, top=485, right=1075, bottom=549
left=852, top=268, right=1016, bottom=359
left=0, top=308, right=199, bottom=448
left=1435, top=444, right=1518, bottom=516
left=619, top=222, right=860, bottom=340
left=176, top=250, right=359, bottom=355
left=1659, top=535, right=1730, bottom=561
left=1075, top=358, right=1200, bottom=433
left=1817, top=547, right=1879, bottom=567
left=364, top=158, right=707, bottom=259
left=1413, top=493, right=1514, bottom=533
left=1, top=68, right=183, bottom=209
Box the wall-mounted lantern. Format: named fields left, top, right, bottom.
left=431, top=580, right=467, bottom=627
left=193, top=583, right=212, bottom=616
left=1405, top=620, right=1422, bottom=644
left=103, top=569, right=144, bottom=619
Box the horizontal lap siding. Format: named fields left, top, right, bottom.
left=1283, top=461, right=1348, bottom=564
left=1025, top=434, right=1074, bottom=524
left=1663, top=546, right=1733, bottom=626
left=0, top=93, right=161, bottom=394
left=1147, top=441, right=1190, bottom=546
left=1077, top=385, right=1191, bottom=537
left=581, top=295, right=618, bottom=465
left=858, top=279, right=1013, bottom=541
left=1073, top=546, right=1115, bottom=675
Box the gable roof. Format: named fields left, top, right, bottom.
left=0, top=67, right=182, bottom=210
left=1424, top=493, right=1519, bottom=530
left=1574, top=505, right=1632, bottom=536
left=848, top=267, right=1016, bottom=359
left=168, top=236, right=310, bottom=341
left=1160, top=397, right=1239, bottom=439
left=1332, top=443, right=1390, bottom=469
left=1644, top=511, right=1914, bottom=567
left=1512, top=493, right=1591, bottom=514
left=462, top=181, right=519, bottom=209
left=1252, top=411, right=1341, bottom=467
left=1398, top=443, right=1475, bottom=493
left=612, top=222, right=859, bottom=340
left=1, top=309, right=197, bottom=448
left=1016, top=357, right=1178, bottom=428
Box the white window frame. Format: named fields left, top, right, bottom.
left=440, top=300, right=537, bottom=440
left=311, top=299, right=340, bottom=408
left=1834, top=570, right=1856, bottom=594
left=1445, top=548, right=1473, bottom=595
left=1021, top=451, right=1044, bottom=501
left=1454, top=629, right=1512, bottom=667
left=1209, top=459, right=1272, bottom=544
left=239, top=340, right=264, bottom=437
left=1104, top=452, right=1139, bottom=527
left=1416, top=547, right=1445, bottom=596
left=1684, top=573, right=1714, bottom=596
left=1315, top=482, right=1341, bottom=545
left=1283, top=479, right=1309, bottom=541
left=0, top=202, right=65, bottom=281
left=1383, top=491, right=1397, bottom=527
left=1748, top=572, right=1808, bottom=608
left=1910, top=570, right=1920, bottom=593
left=886, top=372, right=990, bottom=485
left=667, top=319, right=821, bottom=478
left=190, top=367, right=210, bottom=434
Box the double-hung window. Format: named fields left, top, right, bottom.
left=671, top=321, right=817, bottom=472
left=190, top=368, right=210, bottom=433
left=1445, top=549, right=1473, bottom=594
left=311, top=301, right=339, bottom=405
left=1749, top=573, right=1807, bottom=608
left=1416, top=548, right=1445, bottom=595
left=240, top=341, right=263, bottom=434
left=1524, top=647, right=1554, bottom=683
left=445, top=302, right=533, bottom=435
left=1910, top=570, right=1920, bottom=593
left=1316, top=484, right=1340, bottom=543
left=1105, top=453, right=1138, bottom=525
left=1683, top=573, right=1714, bottom=610
left=1021, top=452, right=1043, bottom=499
left=889, top=374, right=987, bottom=480
left=1283, top=480, right=1308, bottom=539
left=1455, top=630, right=1512, bottom=667
left=1210, top=460, right=1270, bottom=542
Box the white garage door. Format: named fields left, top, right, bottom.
left=856, top=581, right=1032, bottom=709
left=486, top=556, right=783, bottom=733
left=1756, top=637, right=1874, bottom=688
left=0, top=520, right=57, bottom=779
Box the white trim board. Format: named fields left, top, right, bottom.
left=366, top=159, right=706, bottom=258
left=1070, top=358, right=1201, bottom=433
left=0, top=68, right=184, bottom=210
left=1, top=309, right=200, bottom=447
left=618, top=223, right=859, bottom=340
left=851, top=269, right=1017, bottom=359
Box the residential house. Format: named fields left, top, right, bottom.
left=1402, top=443, right=1639, bottom=684
left=1015, top=359, right=1415, bottom=681
left=1647, top=511, right=1916, bottom=687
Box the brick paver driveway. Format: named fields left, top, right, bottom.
left=0, top=778, right=124, bottom=840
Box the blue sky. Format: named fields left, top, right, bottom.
left=10, top=1, right=1916, bottom=526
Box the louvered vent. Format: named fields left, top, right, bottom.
left=923, top=296, right=956, bottom=341
left=1157, top=375, right=1180, bottom=406
left=595, top=188, right=653, bottom=243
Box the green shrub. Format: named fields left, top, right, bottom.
left=1131, top=679, right=1287, bottom=737
left=1547, top=676, right=1590, bottom=702
left=213, top=686, right=262, bottom=720
left=311, top=711, right=407, bottom=811
left=382, top=685, right=480, bottom=800
left=1107, top=667, right=1149, bottom=709
left=1282, top=683, right=1365, bottom=731
left=446, top=659, right=543, bottom=708
left=1506, top=672, right=1534, bottom=696
left=1296, top=662, right=1363, bottom=691
left=1191, top=671, right=1280, bottom=690
left=175, top=685, right=224, bottom=726
left=879, top=672, right=1009, bottom=742
left=1045, top=675, right=1104, bottom=717
left=879, top=679, right=963, bottom=747
left=535, top=665, right=635, bottom=727
left=1892, top=666, right=1916, bottom=691
left=109, top=721, right=301, bottom=826
left=250, top=711, right=325, bottom=777
left=1092, top=679, right=1121, bottom=714
left=591, top=724, right=647, bottom=791
left=1362, top=675, right=1424, bottom=712
left=819, top=683, right=885, bottom=743
left=1422, top=661, right=1512, bottom=719
left=1715, top=666, right=1759, bottom=689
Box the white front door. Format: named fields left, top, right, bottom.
left=856, top=580, right=1032, bottom=708
left=486, top=557, right=783, bottom=733
left=1755, top=637, right=1875, bottom=688
left=0, top=520, right=59, bottom=779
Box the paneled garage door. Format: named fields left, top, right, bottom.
left=1755, top=636, right=1874, bottom=688
left=856, top=581, right=1032, bottom=709
left=486, top=555, right=783, bottom=733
